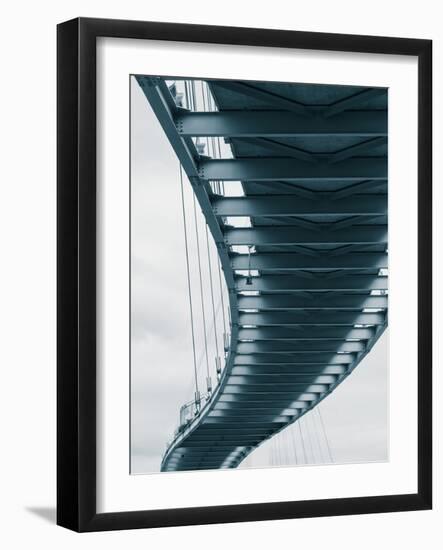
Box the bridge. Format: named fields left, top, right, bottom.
left=136, top=75, right=388, bottom=472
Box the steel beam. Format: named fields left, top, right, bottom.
left=210, top=416, right=293, bottom=423
left=213, top=401, right=306, bottom=410
left=238, top=310, right=385, bottom=326
left=332, top=179, right=386, bottom=199
left=208, top=411, right=293, bottom=419
left=225, top=382, right=329, bottom=392
left=238, top=326, right=375, bottom=340
left=237, top=137, right=317, bottom=163
left=223, top=388, right=329, bottom=396
left=173, top=445, right=244, bottom=450
left=183, top=432, right=263, bottom=440
left=243, top=179, right=386, bottom=198
left=163, top=467, right=233, bottom=471
left=190, top=426, right=274, bottom=434
left=208, top=80, right=312, bottom=116
left=226, top=373, right=338, bottom=384
left=235, top=274, right=388, bottom=292
left=323, top=88, right=387, bottom=117
left=225, top=225, right=387, bottom=246
left=200, top=422, right=286, bottom=429
left=227, top=376, right=337, bottom=388
left=236, top=340, right=365, bottom=353
left=174, top=438, right=261, bottom=445
left=237, top=294, right=388, bottom=310
left=170, top=446, right=235, bottom=452
left=175, top=110, right=387, bottom=137
left=329, top=137, right=387, bottom=163
left=230, top=365, right=348, bottom=376
left=232, top=253, right=387, bottom=271
left=169, top=450, right=236, bottom=457
left=218, top=394, right=315, bottom=403
left=198, top=157, right=387, bottom=181
left=243, top=180, right=320, bottom=198
left=234, top=355, right=353, bottom=365
left=213, top=195, right=387, bottom=217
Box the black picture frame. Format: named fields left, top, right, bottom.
left=57, top=17, right=432, bottom=532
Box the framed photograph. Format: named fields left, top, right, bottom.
left=57, top=17, right=432, bottom=531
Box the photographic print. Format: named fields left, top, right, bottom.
left=57, top=18, right=432, bottom=530
left=130, top=75, right=388, bottom=474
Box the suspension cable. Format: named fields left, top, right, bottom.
left=192, top=195, right=211, bottom=381
left=310, top=408, right=325, bottom=463
left=202, top=81, right=222, bottom=194
left=317, top=405, right=334, bottom=463
left=191, top=80, right=198, bottom=111
left=206, top=83, right=217, bottom=163
left=205, top=80, right=224, bottom=194
left=183, top=293, right=223, bottom=400
left=205, top=225, right=220, bottom=359
left=217, top=257, right=227, bottom=337
left=298, top=420, right=307, bottom=464
left=201, top=81, right=218, bottom=193
left=179, top=165, right=199, bottom=396
left=304, top=415, right=316, bottom=464
left=201, top=81, right=211, bottom=158
left=204, top=82, right=218, bottom=183
left=214, top=102, right=225, bottom=195
left=290, top=423, right=298, bottom=465
left=283, top=430, right=290, bottom=465
left=184, top=81, right=190, bottom=110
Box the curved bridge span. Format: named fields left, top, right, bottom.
left=136, top=76, right=388, bottom=472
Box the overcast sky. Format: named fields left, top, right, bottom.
left=130, top=76, right=388, bottom=474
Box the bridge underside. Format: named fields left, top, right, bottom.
left=136, top=76, right=388, bottom=472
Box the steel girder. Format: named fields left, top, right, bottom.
left=198, top=158, right=387, bottom=181
left=232, top=252, right=388, bottom=271
left=175, top=110, right=387, bottom=137
left=224, top=226, right=387, bottom=246
left=212, top=195, right=387, bottom=217
left=237, top=294, right=387, bottom=310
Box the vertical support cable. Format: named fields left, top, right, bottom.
left=290, top=423, right=298, bottom=465
left=298, top=420, right=307, bottom=464
left=317, top=405, right=334, bottom=463
left=246, top=245, right=253, bottom=285
left=310, top=408, right=325, bottom=463
left=193, top=194, right=211, bottom=389
left=206, top=82, right=217, bottom=164
left=217, top=256, right=227, bottom=338
left=201, top=81, right=211, bottom=158
left=206, top=80, right=224, bottom=195
left=191, top=79, right=198, bottom=110
left=179, top=165, right=199, bottom=405
left=184, top=81, right=190, bottom=110
left=203, top=81, right=221, bottom=194
left=303, top=415, right=315, bottom=464
left=283, top=430, right=289, bottom=465
left=205, top=225, right=220, bottom=361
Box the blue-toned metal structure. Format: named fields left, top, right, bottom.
left=136, top=76, right=388, bottom=472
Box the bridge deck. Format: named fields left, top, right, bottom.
left=136, top=76, right=388, bottom=472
